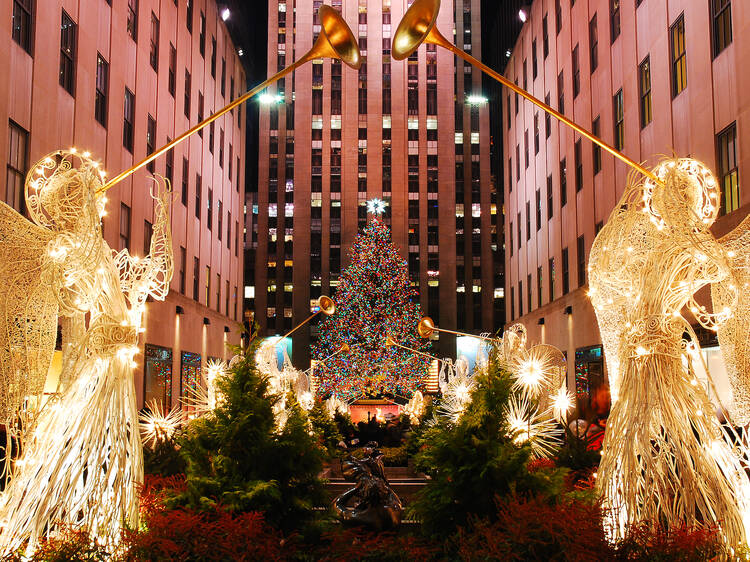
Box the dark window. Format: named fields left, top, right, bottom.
left=712, top=0, right=732, bottom=57
left=127, top=0, right=137, bottom=41
left=589, top=14, right=598, bottom=72
left=146, top=115, right=156, bottom=173
left=547, top=175, right=553, bottom=219
left=199, top=12, right=206, bottom=56
left=143, top=220, right=153, bottom=256
left=555, top=0, right=562, bottom=34
left=6, top=121, right=28, bottom=212
left=227, top=211, right=231, bottom=249
left=577, top=235, right=586, bottom=287
left=535, top=189, right=542, bottom=231
left=195, top=174, right=201, bottom=219
left=221, top=58, right=226, bottom=97
left=526, top=201, right=531, bottom=240
left=545, top=93, right=551, bottom=138
left=168, top=44, right=176, bottom=96
left=95, top=54, right=109, bottom=127
left=560, top=158, right=567, bottom=206
left=181, top=157, right=188, bottom=206
left=524, top=130, right=529, bottom=169
left=575, top=139, right=583, bottom=192
left=59, top=11, right=76, bottom=95
left=572, top=45, right=580, bottom=98
left=119, top=203, right=131, bottom=251
left=717, top=122, right=739, bottom=214
left=165, top=141, right=173, bottom=186
left=219, top=128, right=224, bottom=168
left=217, top=200, right=222, bottom=240
left=509, top=223, right=514, bottom=256
left=518, top=279, right=523, bottom=316
left=639, top=56, right=652, bottom=128
left=562, top=247, right=570, bottom=294
left=193, top=257, right=200, bottom=301
left=510, top=286, right=515, bottom=320
left=527, top=273, right=532, bottom=312
left=517, top=212, right=521, bottom=250
left=534, top=114, right=540, bottom=154
left=149, top=12, right=159, bottom=71
left=179, top=247, right=186, bottom=294
left=197, top=92, right=204, bottom=136
left=12, top=0, right=33, bottom=54
left=186, top=0, right=193, bottom=32
left=184, top=70, right=191, bottom=118
left=532, top=40, right=538, bottom=79
left=542, top=15, right=549, bottom=58
left=123, top=88, right=134, bottom=152
left=613, top=89, right=624, bottom=151
left=670, top=14, right=687, bottom=97
left=611, top=0, right=620, bottom=42
left=537, top=266, right=543, bottom=307
left=548, top=257, right=555, bottom=301
left=592, top=117, right=601, bottom=174
left=207, top=188, right=212, bottom=230
left=211, top=37, right=217, bottom=77
left=516, top=145, right=520, bottom=180
left=557, top=71, right=564, bottom=114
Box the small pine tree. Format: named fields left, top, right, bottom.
left=313, top=217, right=430, bottom=401
left=170, top=340, right=326, bottom=532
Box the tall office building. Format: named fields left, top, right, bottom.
left=504, top=0, right=748, bottom=406
left=251, top=0, right=501, bottom=367
left=1, top=0, right=245, bottom=408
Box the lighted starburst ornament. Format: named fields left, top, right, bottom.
left=503, top=395, right=562, bottom=459
left=366, top=198, right=387, bottom=215
left=139, top=400, right=182, bottom=448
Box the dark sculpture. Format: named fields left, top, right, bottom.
left=332, top=441, right=403, bottom=530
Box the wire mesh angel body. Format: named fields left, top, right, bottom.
left=0, top=152, right=174, bottom=555
left=593, top=159, right=750, bottom=546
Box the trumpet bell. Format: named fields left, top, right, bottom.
left=392, top=0, right=443, bottom=60
left=385, top=335, right=397, bottom=347
left=339, top=343, right=350, bottom=353
left=318, top=295, right=336, bottom=316
left=417, top=317, right=436, bottom=339
left=316, top=5, right=362, bottom=70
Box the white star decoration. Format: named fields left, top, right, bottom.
left=366, top=198, right=387, bottom=215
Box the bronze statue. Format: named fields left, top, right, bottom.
left=332, top=442, right=403, bottom=531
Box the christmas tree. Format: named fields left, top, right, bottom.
left=313, top=210, right=431, bottom=401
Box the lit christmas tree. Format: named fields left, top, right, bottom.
left=313, top=201, right=431, bottom=401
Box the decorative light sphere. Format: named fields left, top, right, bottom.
left=366, top=198, right=387, bottom=215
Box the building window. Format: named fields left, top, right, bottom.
left=670, top=14, right=687, bottom=97
left=184, top=70, right=191, bottom=118
left=179, top=247, right=186, bottom=294
left=193, top=257, right=200, bottom=301
left=524, top=130, right=529, bottom=169
left=572, top=45, right=580, bottom=98
left=12, top=0, right=33, bottom=54
left=509, top=223, right=514, bottom=257
left=205, top=266, right=211, bottom=307
left=146, top=115, right=156, bottom=173
left=221, top=58, right=226, bottom=97
left=545, top=93, right=551, bottom=138
left=560, top=158, right=567, bottom=207
left=527, top=273, right=532, bottom=313
left=199, top=12, right=206, bottom=57
left=207, top=188, right=213, bottom=230
left=610, top=0, right=620, bottom=43
left=532, top=40, right=538, bottom=79
left=217, top=200, right=222, bottom=240
left=589, top=14, right=598, bottom=72
left=219, top=129, right=224, bottom=168
left=557, top=71, right=564, bottom=114
left=127, top=0, right=137, bottom=41
left=59, top=11, right=76, bottom=95
left=592, top=117, right=601, bottom=174
left=717, top=122, right=739, bottom=214
left=712, top=0, right=732, bottom=57
left=577, top=235, right=586, bottom=286
left=547, top=174, right=553, bottom=219
left=613, top=89, right=624, bottom=151
left=6, top=121, right=28, bottom=212
left=119, top=203, right=131, bottom=251
left=510, top=286, right=515, bottom=320
left=180, top=351, right=201, bottom=404
left=639, top=56, right=652, bottom=128
left=537, top=266, right=543, bottom=308
left=542, top=15, right=549, bottom=58
left=535, top=188, right=542, bottom=231
left=143, top=220, right=153, bottom=256
left=574, top=139, right=583, bottom=192
left=181, top=157, right=188, bottom=206
left=555, top=0, right=562, bottom=34
left=168, top=44, right=176, bottom=97
left=144, top=344, right=172, bottom=408
left=186, top=0, right=193, bottom=32
left=211, top=36, right=217, bottom=78
left=149, top=12, right=159, bottom=71
left=526, top=201, right=531, bottom=240
left=562, top=247, right=570, bottom=294
left=548, top=257, right=555, bottom=302
left=123, top=88, right=134, bottom=152
left=195, top=174, right=201, bottom=219
left=517, top=212, right=521, bottom=250
left=95, top=54, right=108, bottom=126
left=518, top=279, right=523, bottom=317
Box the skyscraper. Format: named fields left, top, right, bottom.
left=250, top=0, right=501, bottom=367
left=1, top=0, right=245, bottom=408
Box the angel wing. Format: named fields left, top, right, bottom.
left=0, top=200, right=57, bottom=423
left=712, top=213, right=750, bottom=424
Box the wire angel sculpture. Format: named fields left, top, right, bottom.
left=0, top=150, right=174, bottom=555
left=590, top=158, right=750, bottom=546
left=183, top=359, right=229, bottom=416
left=711, top=213, right=750, bottom=424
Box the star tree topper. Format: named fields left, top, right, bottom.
left=366, top=198, right=387, bottom=216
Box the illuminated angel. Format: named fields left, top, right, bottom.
left=0, top=150, right=174, bottom=555
left=593, top=159, right=750, bottom=545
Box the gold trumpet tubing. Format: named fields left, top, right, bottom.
left=425, top=36, right=659, bottom=184
left=279, top=310, right=320, bottom=342
left=389, top=340, right=442, bottom=362
left=432, top=325, right=497, bottom=343
left=305, top=344, right=351, bottom=374
left=98, top=59, right=305, bottom=194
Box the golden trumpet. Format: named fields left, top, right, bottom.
left=385, top=334, right=448, bottom=363
left=417, top=316, right=498, bottom=343
left=99, top=5, right=361, bottom=194
left=276, top=295, right=336, bottom=342
left=392, top=0, right=658, bottom=184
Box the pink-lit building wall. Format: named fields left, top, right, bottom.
left=504, top=0, right=749, bottom=403
left=0, top=0, right=245, bottom=408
